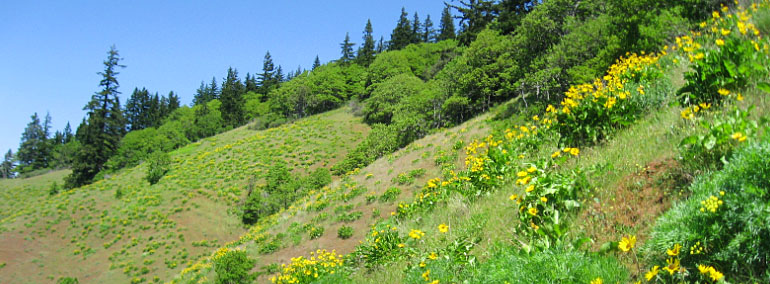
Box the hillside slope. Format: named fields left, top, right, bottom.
left=0, top=108, right=369, bottom=283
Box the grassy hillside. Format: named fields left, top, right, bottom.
left=0, top=108, right=369, bottom=283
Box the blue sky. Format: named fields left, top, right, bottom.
left=0, top=0, right=450, bottom=154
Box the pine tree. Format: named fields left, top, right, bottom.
left=423, top=14, right=435, bottom=42
left=438, top=6, right=456, bottom=41
left=244, top=73, right=258, bottom=93
left=16, top=113, right=48, bottom=173
left=220, top=67, right=246, bottom=127
left=339, top=32, right=356, bottom=64
left=167, top=91, right=180, bottom=113
left=66, top=45, right=127, bottom=188
left=193, top=81, right=209, bottom=105
left=389, top=7, right=413, bottom=50
left=1, top=149, right=13, bottom=179
left=357, top=19, right=376, bottom=67
left=412, top=12, right=422, bottom=43
left=258, top=51, right=277, bottom=95
left=208, top=77, right=220, bottom=100
left=125, top=87, right=152, bottom=131
left=376, top=36, right=386, bottom=53
left=448, top=0, right=498, bottom=45
left=312, top=55, right=321, bottom=70
left=62, top=122, right=73, bottom=143
left=275, top=65, right=285, bottom=82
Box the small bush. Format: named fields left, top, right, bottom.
left=213, top=248, right=255, bottom=284
left=145, top=151, right=170, bottom=185
left=309, top=226, right=324, bottom=240
left=49, top=182, right=60, bottom=196
left=335, top=211, right=363, bottom=223
left=679, top=107, right=757, bottom=173
left=379, top=187, right=402, bottom=202
left=337, top=226, right=354, bottom=239
left=56, top=277, right=79, bottom=284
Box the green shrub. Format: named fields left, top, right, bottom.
left=259, top=238, right=281, bottom=255
left=679, top=106, right=758, bottom=173
left=213, top=248, right=255, bottom=284
left=49, top=182, right=60, bottom=196
left=379, top=187, right=402, bottom=202
left=309, top=226, right=325, bottom=240
left=56, top=277, right=79, bottom=284
left=145, top=151, right=170, bottom=185
left=644, top=137, right=770, bottom=282
left=335, top=211, right=363, bottom=223
left=337, top=226, right=354, bottom=239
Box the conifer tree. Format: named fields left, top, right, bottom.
left=423, top=14, right=435, bottom=42
left=66, top=45, right=127, bottom=188
left=275, top=65, right=285, bottom=82
left=167, top=91, right=180, bottom=113
left=258, top=51, right=278, bottom=95
left=389, top=7, right=413, bottom=50
left=1, top=149, right=13, bottom=179
left=194, top=81, right=210, bottom=105
left=448, top=0, right=498, bottom=45
left=412, top=12, right=422, bottom=43
left=16, top=113, right=48, bottom=172
left=339, top=32, right=356, bottom=64
left=220, top=67, right=246, bottom=127
left=208, top=77, right=220, bottom=100
left=125, top=87, right=151, bottom=131
left=438, top=6, right=456, bottom=41
left=244, top=73, right=258, bottom=93
left=62, top=122, right=73, bottom=144
left=357, top=19, right=376, bottom=67
left=376, top=36, right=386, bottom=53
left=312, top=55, right=321, bottom=70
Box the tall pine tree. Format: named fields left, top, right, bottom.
left=389, top=7, right=413, bottom=50
left=125, top=87, right=152, bottom=131
left=66, top=45, right=127, bottom=188
left=412, top=12, right=422, bottom=43
left=357, top=19, right=376, bottom=67
left=1, top=150, right=13, bottom=179
left=258, top=51, right=277, bottom=95
left=312, top=55, right=321, bottom=70
left=16, top=113, right=48, bottom=173
left=339, top=32, right=356, bottom=64
left=448, top=0, right=498, bottom=45
left=167, top=91, right=180, bottom=113
left=220, top=67, right=246, bottom=127
left=438, top=6, right=456, bottom=41
left=423, top=14, right=435, bottom=42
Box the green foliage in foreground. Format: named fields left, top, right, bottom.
left=213, top=249, right=256, bottom=284
left=145, top=151, right=170, bottom=185
left=645, top=135, right=770, bottom=282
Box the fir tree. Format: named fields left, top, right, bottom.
left=244, top=73, right=258, bottom=93
left=125, top=87, right=152, bottom=131
left=62, top=122, right=73, bottom=144
left=208, top=77, right=220, bottom=100
left=258, top=51, right=277, bottom=95
left=220, top=67, right=246, bottom=127
left=167, top=91, right=180, bottom=113
left=193, top=81, right=210, bottom=105
left=357, top=19, right=376, bottom=67
left=412, top=12, right=422, bottom=43
left=1, top=149, right=13, bottom=179
left=339, top=32, right=356, bottom=64
left=66, top=45, right=127, bottom=188
left=438, top=6, right=456, bottom=41
left=275, top=65, right=285, bottom=82
left=423, top=14, right=435, bottom=42
left=16, top=113, right=48, bottom=172
left=448, top=0, right=498, bottom=45
left=389, top=7, right=413, bottom=50
left=376, top=36, right=386, bottom=53
left=312, top=55, right=321, bottom=70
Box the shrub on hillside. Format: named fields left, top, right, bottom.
left=213, top=248, right=256, bottom=284
left=145, top=151, right=170, bottom=185
left=338, top=226, right=354, bottom=239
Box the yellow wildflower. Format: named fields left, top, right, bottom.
left=667, top=243, right=681, bottom=256
left=718, top=88, right=730, bottom=96
left=551, top=151, right=561, bottom=158
left=428, top=252, right=438, bottom=260
left=716, top=39, right=725, bottom=46
left=438, top=224, right=449, bottom=233
left=618, top=235, right=636, bottom=252
left=509, top=194, right=518, bottom=201
left=526, top=185, right=535, bottom=192
left=527, top=207, right=538, bottom=216
left=540, top=196, right=548, bottom=203
left=590, top=277, right=602, bottom=284
left=663, top=258, right=680, bottom=275
left=645, top=265, right=660, bottom=281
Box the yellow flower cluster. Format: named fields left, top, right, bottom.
left=698, top=264, right=724, bottom=281
left=270, top=249, right=344, bottom=284
left=700, top=195, right=724, bottom=213
left=618, top=235, right=636, bottom=252
left=730, top=132, right=747, bottom=142
left=409, top=229, right=425, bottom=240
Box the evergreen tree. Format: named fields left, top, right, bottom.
left=167, top=91, right=180, bottom=114
left=1, top=149, right=13, bottom=179
left=495, top=0, right=536, bottom=34
left=150, top=93, right=161, bottom=125
left=66, top=45, right=127, bottom=188
left=448, top=0, right=498, bottom=45
left=376, top=36, right=386, bottom=53
left=16, top=113, right=48, bottom=172
left=275, top=65, right=285, bottom=82
left=312, top=55, right=321, bottom=70
left=389, top=7, right=413, bottom=50
left=244, top=73, right=258, bottom=93
left=412, top=12, right=422, bottom=43
left=219, top=67, right=246, bottom=127
left=339, top=32, right=356, bottom=64
left=193, top=81, right=210, bottom=105
left=258, top=51, right=277, bottom=95
left=125, top=87, right=152, bottom=131
left=423, top=14, right=435, bottom=42
left=62, top=122, right=73, bottom=144
left=208, top=77, right=220, bottom=100
left=438, top=6, right=456, bottom=41
left=357, top=19, right=376, bottom=67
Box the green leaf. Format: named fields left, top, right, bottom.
left=680, top=135, right=698, bottom=146
left=757, top=82, right=770, bottom=94
left=723, top=60, right=737, bottom=77
left=704, top=136, right=716, bottom=150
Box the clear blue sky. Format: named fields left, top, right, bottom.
left=0, top=0, right=451, bottom=154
